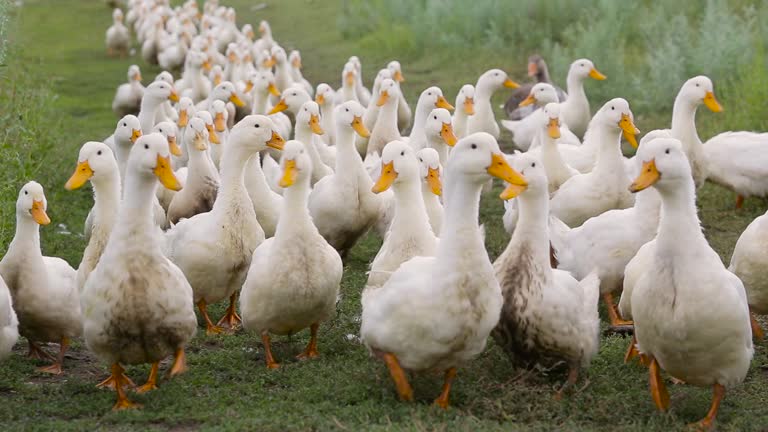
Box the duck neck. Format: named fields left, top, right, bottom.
left=540, top=129, right=568, bottom=171
left=536, top=64, right=551, bottom=83
left=566, top=74, right=587, bottom=106
left=510, top=186, right=551, bottom=266
left=426, top=135, right=449, bottom=166
left=252, top=89, right=269, bottom=115
left=439, top=174, right=483, bottom=257
left=275, top=175, right=312, bottom=237
left=212, top=144, right=251, bottom=214
left=115, top=141, right=132, bottom=185
left=341, top=82, right=357, bottom=101
left=9, top=214, right=42, bottom=260
left=671, top=97, right=701, bottom=155
left=138, top=96, right=163, bottom=133
left=113, top=172, right=159, bottom=241
left=591, top=123, right=625, bottom=179
left=295, top=126, right=327, bottom=175
left=187, top=146, right=217, bottom=188
left=656, top=179, right=706, bottom=253
left=92, top=174, right=121, bottom=230
left=392, top=177, right=431, bottom=233
left=335, top=126, right=364, bottom=181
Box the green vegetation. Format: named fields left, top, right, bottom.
left=0, top=0, right=766, bottom=430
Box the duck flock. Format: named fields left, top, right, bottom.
left=2, top=0, right=767, bottom=428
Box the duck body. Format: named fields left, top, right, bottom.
left=112, top=65, right=144, bottom=117
left=729, top=209, right=768, bottom=315
left=704, top=131, right=768, bottom=201
left=0, top=276, right=19, bottom=360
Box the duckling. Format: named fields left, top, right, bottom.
left=241, top=141, right=342, bottom=368
left=466, top=69, right=519, bottom=139
left=416, top=148, right=444, bottom=236
left=0, top=182, right=81, bottom=374
left=0, top=276, right=18, bottom=360
left=112, top=65, right=145, bottom=117
left=453, top=84, right=475, bottom=139
left=81, top=133, right=196, bottom=410
left=106, top=8, right=130, bottom=57
left=493, top=152, right=600, bottom=398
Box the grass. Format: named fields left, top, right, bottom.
left=0, top=0, right=767, bottom=431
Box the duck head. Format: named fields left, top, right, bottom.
left=541, top=103, right=562, bottom=139
left=17, top=181, right=50, bottom=225
left=115, top=115, right=142, bottom=145
left=596, top=98, right=640, bottom=148
left=416, top=147, right=443, bottom=196
left=678, top=75, right=723, bottom=113
left=501, top=153, right=547, bottom=200
left=269, top=86, right=310, bottom=115
left=629, top=137, right=688, bottom=194
left=372, top=140, right=419, bottom=193
left=279, top=140, right=312, bottom=188
left=335, top=101, right=369, bottom=138
left=229, top=115, right=285, bottom=153
left=185, top=117, right=210, bottom=151
left=418, top=86, right=453, bottom=112
left=211, top=82, right=245, bottom=107
left=177, top=97, right=195, bottom=128
left=569, top=58, right=607, bottom=81
left=478, top=69, right=519, bottom=91
left=314, top=83, right=334, bottom=106
left=519, top=83, right=558, bottom=107
left=456, top=84, right=475, bottom=116
left=448, top=132, right=527, bottom=192
left=152, top=121, right=182, bottom=157
left=129, top=133, right=182, bottom=191
left=424, top=108, right=457, bottom=146
left=145, top=80, right=179, bottom=103
left=296, top=101, right=324, bottom=135
left=65, top=141, right=118, bottom=190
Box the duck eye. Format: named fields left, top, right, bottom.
left=345, top=108, right=349, bottom=112
left=433, top=116, right=437, bottom=120
left=532, top=162, right=536, bottom=167
left=400, top=151, right=405, bottom=156
left=123, top=123, right=127, bottom=127
left=695, top=83, right=700, bottom=87
left=665, top=148, right=670, bottom=154
left=471, top=143, right=477, bottom=149
left=24, top=191, right=28, bottom=195
left=144, top=144, right=149, bottom=149
left=255, top=123, right=260, bottom=128
left=418, top=157, right=423, bottom=162
left=611, top=106, right=615, bottom=110
left=97, top=150, right=102, bottom=156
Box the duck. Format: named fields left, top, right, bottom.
left=152, top=121, right=183, bottom=211
left=624, top=136, right=752, bottom=429
left=315, top=83, right=337, bottom=145
left=154, top=71, right=180, bottom=125
left=348, top=55, right=371, bottom=106
left=452, top=84, right=475, bottom=139
left=112, top=65, right=145, bottom=118
left=81, top=133, right=196, bottom=411
left=423, top=108, right=458, bottom=167
left=294, top=101, right=333, bottom=185
left=240, top=140, right=343, bottom=368
left=367, top=141, right=439, bottom=289
left=176, top=50, right=212, bottom=103
left=271, top=46, right=295, bottom=94
left=164, top=115, right=285, bottom=335
left=308, top=101, right=379, bottom=258
left=704, top=131, right=768, bottom=208
left=549, top=98, right=639, bottom=227
left=209, top=100, right=231, bottom=168
left=64, top=142, right=121, bottom=293
left=253, top=20, right=275, bottom=54
left=408, top=86, right=454, bottom=151
left=288, top=50, right=314, bottom=97
left=728, top=209, right=768, bottom=340
left=359, top=132, right=526, bottom=407
left=558, top=59, right=606, bottom=139
left=337, top=62, right=359, bottom=103
left=416, top=148, right=444, bottom=236
left=174, top=97, right=196, bottom=168
left=158, top=31, right=190, bottom=72
left=0, top=276, right=18, bottom=361
left=366, top=78, right=403, bottom=157
left=167, top=117, right=219, bottom=225
left=387, top=61, right=411, bottom=131
left=244, top=151, right=283, bottom=239
left=138, top=81, right=180, bottom=134
left=0, top=182, right=81, bottom=374
left=466, top=69, right=518, bottom=139
left=195, top=110, right=222, bottom=165
left=503, top=55, right=567, bottom=120
left=106, top=8, right=130, bottom=56
left=355, top=68, right=392, bottom=156
left=196, top=81, right=245, bottom=114
left=492, top=152, right=600, bottom=398
left=533, top=103, right=579, bottom=193
left=501, top=83, right=580, bottom=150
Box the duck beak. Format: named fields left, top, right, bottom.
left=519, top=94, right=536, bottom=107
left=703, top=91, right=723, bottom=113
left=441, top=123, right=457, bottom=146
left=213, top=75, right=222, bottom=86
left=228, top=52, right=238, bottom=63
left=169, top=89, right=180, bottom=102
left=309, top=114, right=324, bottom=135
left=527, top=62, right=538, bottom=77
left=65, top=160, right=94, bottom=190
left=619, top=113, right=640, bottom=149
left=435, top=95, right=454, bottom=111
left=393, top=70, right=404, bottom=82
left=292, top=58, right=302, bottom=69
left=487, top=153, right=527, bottom=199
left=193, top=132, right=208, bottom=151
left=229, top=93, right=245, bottom=107
left=345, top=71, right=355, bottom=86
left=279, top=159, right=297, bottom=187
left=244, top=80, right=254, bottom=93
left=266, top=131, right=286, bottom=150
left=547, top=118, right=561, bottom=139
left=135, top=73, right=143, bottom=82
left=206, top=125, right=220, bottom=144
left=351, top=115, right=370, bottom=138
left=426, top=167, right=442, bottom=196
left=629, top=159, right=659, bottom=193
left=30, top=200, right=51, bottom=225
left=130, top=128, right=143, bottom=143
left=168, top=135, right=182, bottom=156
left=202, top=60, right=212, bottom=71
left=214, top=112, right=227, bottom=132
left=500, top=181, right=528, bottom=200
left=463, top=97, right=475, bottom=116
left=154, top=154, right=182, bottom=191
left=268, top=98, right=288, bottom=115
left=178, top=109, right=189, bottom=127
left=315, top=93, right=325, bottom=105
left=372, top=161, right=397, bottom=193
left=268, top=82, right=281, bottom=97
left=377, top=90, right=389, bottom=107
left=263, top=56, right=277, bottom=68
left=588, top=68, right=607, bottom=81
left=503, top=78, right=520, bottom=89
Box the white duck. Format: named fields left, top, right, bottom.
left=288, top=50, right=314, bottom=97
left=112, top=65, right=144, bottom=117
left=549, top=98, right=639, bottom=227
left=387, top=61, right=411, bottom=130
left=174, top=97, right=196, bottom=168
left=367, top=141, right=438, bottom=289
left=152, top=121, right=183, bottom=211
left=0, top=276, right=18, bottom=360
left=624, top=137, right=752, bottom=429
left=360, top=132, right=526, bottom=407
left=294, top=101, right=333, bottom=185
left=0, top=182, right=80, bottom=374
left=366, top=78, right=403, bottom=157
left=164, top=116, right=284, bottom=335
left=337, top=62, right=359, bottom=103
left=138, top=81, right=180, bottom=134
left=466, top=69, right=518, bottom=139
left=493, top=152, right=600, bottom=398
left=704, top=131, right=768, bottom=208
left=315, top=83, right=337, bottom=145
left=349, top=55, right=371, bottom=106
left=728, top=210, right=768, bottom=340
left=355, top=68, right=392, bottom=156
left=559, top=59, right=606, bottom=139
left=408, top=86, right=454, bottom=151
left=244, top=151, right=283, bottom=239
left=423, top=108, right=458, bottom=166
left=416, top=148, right=444, bottom=236
left=533, top=103, right=579, bottom=193
left=81, top=133, right=196, bottom=410
left=209, top=100, right=231, bottom=168
left=452, top=84, right=475, bottom=139
left=241, top=141, right=343, bottom=369
left=501, top=83, right=580, bottom=150
left=106, top=8, right=130, bottom=56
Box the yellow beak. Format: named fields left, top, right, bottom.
left=315, top=93, right=325, bottom=105
left=131, top=129, right=143, bottom=143
left=244, top=80, right=254, bottom=93
left=441, top=123, right=457, bottom=146
left=229, top=93, right=245, bottom=108
left=463, top=97, right=475, bottom=116
left=351, top=115, right=370, bottom=138
left=228, top=52, right=238, bottom=63
left=214, top=112, right=227, bottom=132
left=193, top=132, right=208, bottom=151
left=279, top=159, right=297, bottom=187
left=519, top=94, right=536, bottom=107
left=435, top=95, right=454, bottom=111
left=267, top=131, right=286, bottom=150
left=169, top=89, right=180, bottom=102
left=393, top=70, right=404, bottom=82
left=372, top=161, right=397, bottom=193
left=619, top=113, right=640, bottom=149
left=213, top=75, right=222, bottom=86
left=309, top=114, right=325, bottom=135
left=377, top=90, right=390, bottom=107
left=486, top=153, right=527, bottom=199
left=345, top=71, right=355, bottom=86
left=703, top=91, right=723, bottom=113
left=206, top=125, right=220, bottom=144
left=426, top=167, right=442, bottom=196
left=629, top=159, right=659, bottom=193
left=178, top=109, right=189, bottom=127
left=292, top=58, right=302, bottom=69
left=547, top=118, right=561, bottom=139
left=268, top=99, right=288, bottom=115
left=268, top=83, right=281, bottom=97
left=500, top=181, right=528, bottom=200
left=264, top=56, right=277, bottom=68
left=588, top=68, right=607, bottom=80
left=135, top=73, right=143, bottom=82
left=154, top=154, right=182, bottom=191
left=30, top=200, right=50, bottom=225
left=65, top=160, right=94, bottom=190
left=503, top=78, right=520, bottom=89
left=202, top=60, right=212, bottom=71
left=168, top=135, right=182, bottom=156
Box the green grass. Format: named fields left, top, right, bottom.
left=0, top=0, right=767, bottom=431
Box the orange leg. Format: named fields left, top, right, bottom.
left=135, top=362, right=159, bottom=393
left=382, top=353, right=413, bottom=402
left=433, top=367, right=457, bottom=409
left=296, top=323, right=320, bottom=360
left=37, top=337, right=69, bottom=375
left=749, top=309, right=764, bottom=341
left=197, top=299, right=224, bottom=335
left=649, top=357, right=670, bottom=412
left=96, top=363, right=135, bottom=390
left=554, top=365, right=579, bottom=400
left=735, top=194, right=745, bottom=209
left=603, top=292, right=633, bottom=327
left=624, top=334, right=639, bottom=364
left=111, top=363, right=141, bottom=411
left=27, top=340, right=54, bottom=361
left=169, top=348, right=189, bottom=377
left=216, top=293, right=242, bottom=330
left=689, top=384, right=725, bottom=430
left=261, top=331, right=280, bottom=369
